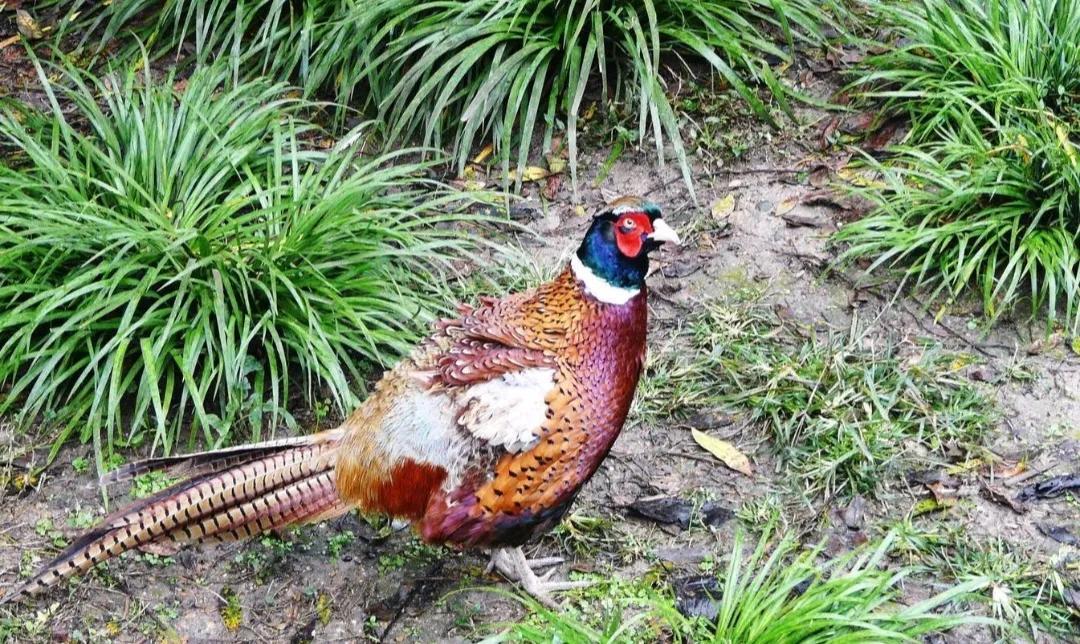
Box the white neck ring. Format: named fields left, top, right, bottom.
left=570, top=255, right=640, bottom=305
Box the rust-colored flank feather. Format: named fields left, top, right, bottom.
left=5, top=197, right=668, bottom=603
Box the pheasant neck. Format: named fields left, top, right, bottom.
left=572, top=288, right=648, bottom=486
left=570, top=255, right=640, bottom=304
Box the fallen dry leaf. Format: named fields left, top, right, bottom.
left=16, top=9, right=47, bottom=39
left=508, top=166, right=548, bottom=183
left=836, top=166, right=887, bottom=190
left=991, top=461, right=1027, bottom=479
left=925, top=480, right=959, bottom=504
left=711, top=193, right=736, bottom=220
left=691, top=429, right=752, bottom=477
left=980, top=481, right=1027, bottom=514
left=800, top=189, right=852, bottom=211
left=451, top=164, right=486, bottom=191
left=472, top=144, right=493, bottom=165
left=808, top=165, right=831, bottom=187
left=450, top=179, right=486, bottom=192
left=545, top=154, right=567, bottom=174
left=774, top=197, right=798, bottom=217
left=1055, top=122, right=1077, bottom=167
left=818, top=116, right=841, bottom=150
left=863, top=117, right=903, bottom=151
left=840, top=112, right=876, bottom=135
left=542, top=173, right=561, bottom=200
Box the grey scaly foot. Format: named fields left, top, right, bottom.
left=489, top=547, right=591, bottom=609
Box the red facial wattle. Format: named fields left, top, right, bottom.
left=614, top=213, right=654, bottom=258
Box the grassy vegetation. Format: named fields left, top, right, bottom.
left=41, top=0, right=839, bottom=195
left=490, top=527, right=991, bottom=643
left=0, top=56, right=484, bottom=465
left=636, top=291, right=994, bottom=498
left=377, top=539, right=443, bottom=573
left=891, top=518, right=1080, bottom=640
left=837, top=0, right=1080, bottom=329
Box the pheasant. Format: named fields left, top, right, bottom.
left=3, top=196, right=679, bottom=607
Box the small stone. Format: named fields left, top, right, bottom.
left=780, top=211, right=825, bottom=228
left=508, top=203, right=541, bottom=220
left=655, top=546, right=710, bottom=565
left=686, top=410, right=735, bottom=430
left=842, top=495, right=866, bottom=530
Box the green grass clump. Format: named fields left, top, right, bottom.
left=45, top=0, right=838, bottom=195
left=637, top=296, right=994, bottom=498
left=891, top=520, right=1080, bottom=640
left=837, top=0, right=1080, bottom=329
left=495, top=528, right=991, bottom=642
left=0, top=58, right=482, bottom=465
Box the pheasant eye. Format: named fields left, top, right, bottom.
left=620, top=219, right=637, bottom=232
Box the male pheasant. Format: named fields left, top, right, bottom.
left=3, top=197, right=679, bottom=606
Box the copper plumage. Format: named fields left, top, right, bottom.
left=3, top=197, right=677, bottom=605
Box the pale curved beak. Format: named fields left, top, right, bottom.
left=650, top=218, right=681, bottom=245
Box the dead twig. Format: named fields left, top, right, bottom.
left=644, top=168, right=806, bottom=197
left=1004, top=463, right=1056, bottom=487
left=899, top=301, right=1011, bottom=358
left=664, top=450, right=724, bottom=466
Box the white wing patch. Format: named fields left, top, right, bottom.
left=380, top=388, right=461, bottom=470
left=457, top=368, right=556, bottom=452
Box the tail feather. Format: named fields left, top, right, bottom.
left=191, top=470, right=345, bottom=544
left=101, top=433, right=337, bottom=484
left=2, top=431, right=346, bottom=604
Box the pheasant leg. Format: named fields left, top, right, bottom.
left=489, top=547, right=591, bottom=608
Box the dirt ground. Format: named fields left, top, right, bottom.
left=1, top=22, right=1079, bottom=644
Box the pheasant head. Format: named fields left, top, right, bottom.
left=572, top=197, right=680, bottom=304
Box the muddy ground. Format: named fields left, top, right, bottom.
left=1, top=19, right=1079, bottom=644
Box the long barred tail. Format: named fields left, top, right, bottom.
left=2, top=430, right=348, bottom=604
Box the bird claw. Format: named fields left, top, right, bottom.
left=525, top=556, right=564, bottom=569
left=489, top=547, right=591, bottom=609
